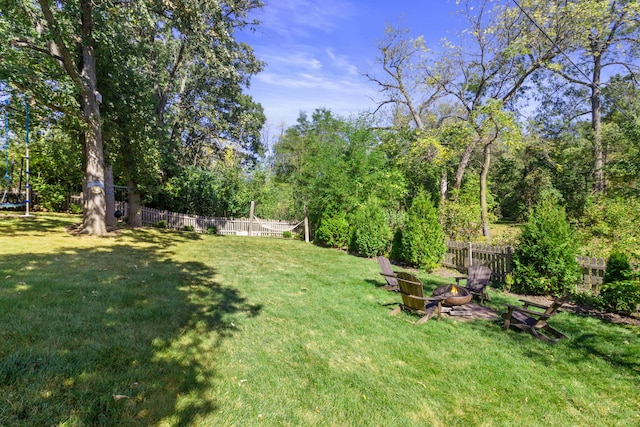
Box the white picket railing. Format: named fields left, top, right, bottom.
left=116, top=202, right=304, bottom=238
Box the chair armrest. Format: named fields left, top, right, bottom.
left=518, top=299, right=549, bottom=310
left=504, top=304, right=553, bottom=319
left=406, top=294, right=445, bottom=302
left=454, top=276, right=467, bottom=285
left=379, top=272, right=397, bottom=278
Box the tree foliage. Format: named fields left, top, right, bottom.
left=0, top=0, right=265, bottom=231
left=272, top=109, right=407, bottom=233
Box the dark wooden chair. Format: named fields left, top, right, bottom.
left=377, top=256, right=399, bottom=291
left=502, top=294, right=571, bottom=343
left=389, top=271, right=443, bottom=324
left=455, top=265, right=492, bottom=304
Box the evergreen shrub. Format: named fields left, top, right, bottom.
left=599, top=280, right=640, bottom=315
left=314, top=213, right=349, bottom=248
left=348, top=198, right=391, bottom=257
left=512, top=197, right=580, bottom=296
left=399, top=191, right=446, bottom=272
left=603, top=251, right=633, bottom=284
left=390, top=227, right=404, bottom=262
left=599, top=251, right=640, bottom=315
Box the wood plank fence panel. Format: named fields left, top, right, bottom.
left=445, top=240, right=606, bottom=291
left=576, top=255, right=606, bottom=292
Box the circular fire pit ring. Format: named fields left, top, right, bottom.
left=433, top=284, right=472, bottom=306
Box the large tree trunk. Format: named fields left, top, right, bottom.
left=105, top=165, right=116, bottom=228
left=79, top=1, right=106, bottom=235
left=591, top=53, right=604, bottom=194
left=480, top=143, right=491, bottom=242
left=127, top=179, right=143, bottom=227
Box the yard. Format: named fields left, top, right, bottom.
left=1, top=213, right=639, bottom=426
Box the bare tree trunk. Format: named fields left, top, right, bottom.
left=480, top=143, right=491, bottom=242
left=453, top=138, right=478, bottom=196
left=440, top=168, right=448, bottom=202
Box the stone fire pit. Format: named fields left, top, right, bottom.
left=433, top=284, right=472, bottom=306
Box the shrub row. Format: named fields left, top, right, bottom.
left=314, top=192, right=446, bottom=272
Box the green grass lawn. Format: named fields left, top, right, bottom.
left=1, top=213, right=639, bottom=426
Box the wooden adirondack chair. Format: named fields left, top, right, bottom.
left=377, top=256, right=399, bottom=291
left=455, top=265, right=492, bottom=304
left=389, top=272, right=444, bottom=324
left=502, top=294, right=570, bottom=343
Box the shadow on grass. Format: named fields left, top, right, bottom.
left=0, top=230, right=261, bottom=425
left=0, top=212, right=77, bottom=235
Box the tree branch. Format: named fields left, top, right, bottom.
left=36, top=0, right=86, bottom=92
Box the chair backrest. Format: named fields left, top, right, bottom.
left=396, top=271, right=425, bottom=311
left=377, top=256, right=398, bottom=287
left=543, top=294, right=571, bottom=317
left=466, top=265, right=492, bottom=292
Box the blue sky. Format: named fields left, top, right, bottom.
left=239, top=0, right=465, bottom=130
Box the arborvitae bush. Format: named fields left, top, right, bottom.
left=314, top=213, right=350, bottom=249
left=400, top=191, right=446, bottom=272
left=599, top=251, right=640, bottom=315
left=348, top=198, right=391, bottom=257
left=512, top=196, right=580, bottom=296
left=390, top=227, right=404, bottom=262
left=603, top=251, right=633, bottom=284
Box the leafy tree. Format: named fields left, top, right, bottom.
left=601, top=74, right=640, bottom=198
left=30, top=124, right=83, bottom=211
left=429, top=0, right=568, bottom=240
left=538, top=0, right=640, bottom=194
left=576, top=196, right=640, bottom=259
left=273, top=109, right=406, bottom=234
left=1, top=1, right=265, bottom=232
left=512, top=196, right=580, bottom=296
left=439, top=177, right=485, bottom=241
left=1, top=0, right=109, bottom=234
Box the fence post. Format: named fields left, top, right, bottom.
left=304, top=205, right=309, bottom=243
left=249, top=200, right=255, bottom=237
left=468, top=242, right=473, bottom=267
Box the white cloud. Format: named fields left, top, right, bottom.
left=257, top=0, right=356, bottom=37
left=325, top=49, right=360, bottom=76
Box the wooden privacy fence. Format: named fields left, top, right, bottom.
left=444, top=241, right=513, bottom=285
left=116, top=202, right=305, bottom=238
left=444, top=241, right=607, bottom=291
